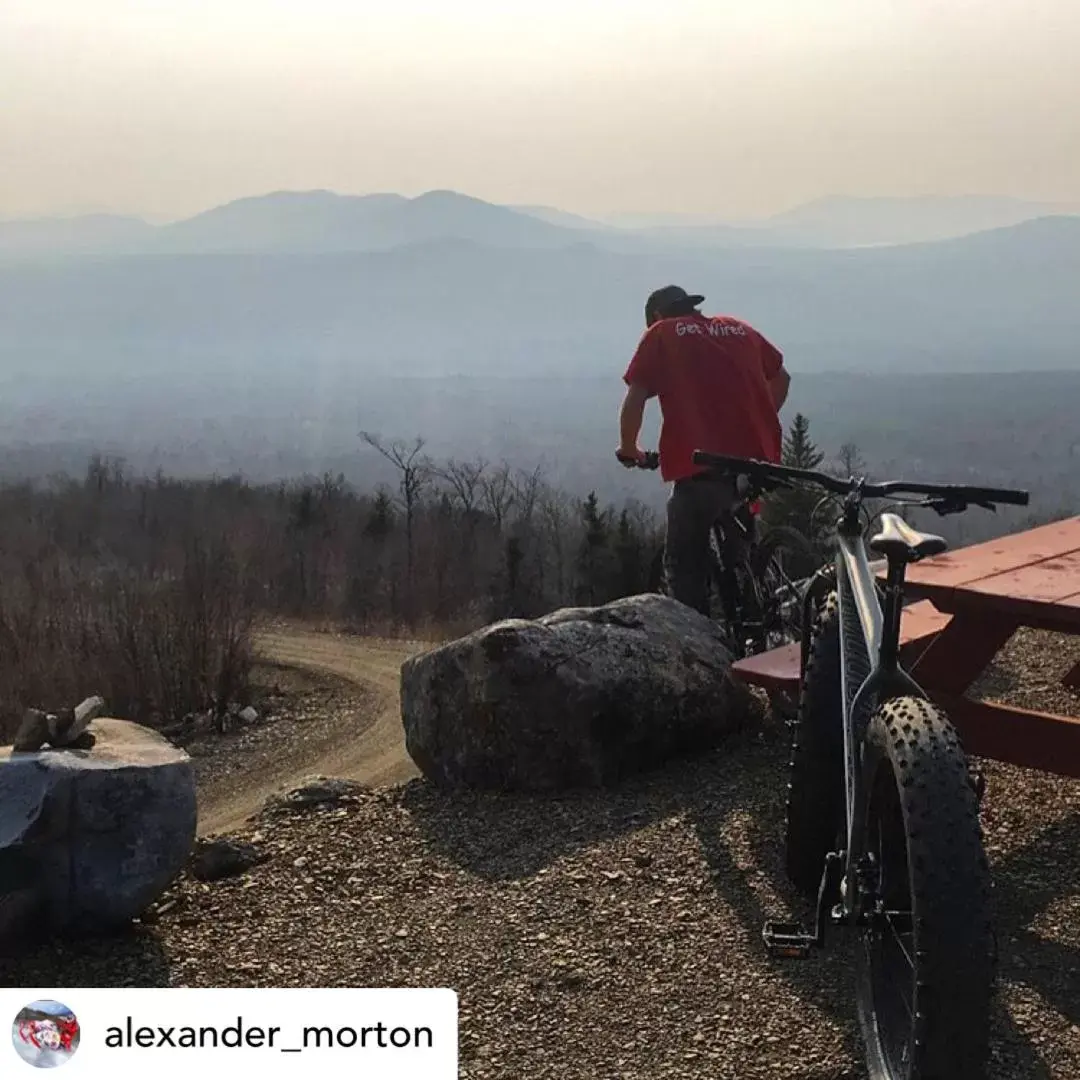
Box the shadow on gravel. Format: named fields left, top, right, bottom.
left=404, top=726, right=867, bottom=1064
left=992, top=808, right=1080, bottom=1037
left=405, top=728, right=1075, bottom=1078
left=3, top=925, right=172, bottom=987
left=399, top=728, right=782, bottom=883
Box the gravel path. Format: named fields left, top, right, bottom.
left=9, top=626, right=1080, bottom=1078
left=194, top=630, right=423, bottom=834
left=188, top=664, right=378, bottom=835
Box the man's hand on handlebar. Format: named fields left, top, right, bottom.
left=616, top=448, right=660, bottom=470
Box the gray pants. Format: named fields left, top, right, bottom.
left=665, top=476, right=751, bottom=617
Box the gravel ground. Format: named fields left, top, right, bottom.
left=10, top=630, right=1080, bottom=1079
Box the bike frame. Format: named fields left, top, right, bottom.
left=831, top=500, right=927, bottom=919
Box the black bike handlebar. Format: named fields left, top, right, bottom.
left=616, top=450, right=660, bottom=470
left=691, top=451, right=1030, bottom=508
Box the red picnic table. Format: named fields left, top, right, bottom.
left=733, top=517, right=1080, bottom=778
left=895, top=516, right=1080, bottom=777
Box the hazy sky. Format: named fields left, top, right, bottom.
left=2, top=0, right=1078, bottom=221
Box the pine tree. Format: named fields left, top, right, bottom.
left=363, top=488, right=394, bottom=542
left=762, top=413, right=830, bottom=549
left=575, top=492, right=616, bottom=604
left=783, top=413, right=825, bottom=471
left=614, top=508, right=647, bottom=596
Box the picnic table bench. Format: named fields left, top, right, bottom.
left=734, top=517, right=1080, bottom=778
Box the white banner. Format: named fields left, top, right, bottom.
left=2, top=988, right=457, bottom=1077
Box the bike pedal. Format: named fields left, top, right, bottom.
left=762, top=920, right=818, bottom=958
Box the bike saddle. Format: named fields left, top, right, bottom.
left=869, top=512, right=948, bottom=563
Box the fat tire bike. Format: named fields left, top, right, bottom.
left=692, top=449, right=1029, bottom=1080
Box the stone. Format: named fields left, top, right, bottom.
left=12, top=697, right=108, bottom=754
left=67, top=696, right=107, bottom=743
left=12, top=710, right=50, bottom=754
left=189, top=839, right=266, bottom=882
left=238, top=706, right=259, bottom=725
left=0, top=718, right=196, bottom=942
left=400, top=593, right=755, bottom=791
left=263, top=776, right=365, bottom=813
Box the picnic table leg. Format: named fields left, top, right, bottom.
left=910, top=611, right=1080, bottom=777
left=1063, top=660, right=1080, bottom=691
left=908, top=611, right=1018, bottom=695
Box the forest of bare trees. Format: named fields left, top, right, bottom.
left=2, top=416, right=1067, bottom=742
left=0, top=444, right=661, bottom=739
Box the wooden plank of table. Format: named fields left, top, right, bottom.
left=930, top=692, right=1080, bottom=778
left=730, top=601, right=952, bottom=695
left=964, top=549, right=1080, bottom=604
left=894, top=518, right=1080, bottom=595
left=915, top=553, right=1080, bottom=629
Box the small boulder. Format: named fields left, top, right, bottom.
left=263, top=776, right=365, bottom=813
left=0, top=718, right=196, bottom=942
left=189, top=838, right=266, bottom=882
left=238, top=706, right=259, bottom=725
left=400, top=593, right=755, bottom=791
left=11, top=710, right=51, bottom=754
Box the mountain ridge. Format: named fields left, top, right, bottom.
left=3, top=190, right=1077, bottom=259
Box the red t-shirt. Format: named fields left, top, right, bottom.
left=623, top=313, right=784, bottom=482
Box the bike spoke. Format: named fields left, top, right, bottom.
left=884, top=910, right=916, bottom=972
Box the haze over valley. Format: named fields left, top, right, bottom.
left=0, top=189, right=1077, bottom=543
left=3, top=1, right=1079, bottom=542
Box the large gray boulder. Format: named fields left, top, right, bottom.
left=0, top=718, right=196, bottom=943
left=401, top=593, right=755, bottom=791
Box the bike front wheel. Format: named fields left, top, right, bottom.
left=855, top=696, right=993, bottom=1079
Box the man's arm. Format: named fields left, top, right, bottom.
left=768, top=366, right=791, bottom=412
left=618, top=327, right=661, bottom=463
left=618, top=382, right=651, bottom=461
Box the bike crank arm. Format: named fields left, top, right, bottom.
left=762, top=852, right=843, bottom=958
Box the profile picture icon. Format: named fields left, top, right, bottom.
left=12, top=1001, right=80, bottom=1068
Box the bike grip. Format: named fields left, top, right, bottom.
left=986, top=489, right=1030, bottom=506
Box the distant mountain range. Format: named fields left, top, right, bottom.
left=2, top=190, right=1077, bottom=259
left=2, top=212, right=1078, bottom=394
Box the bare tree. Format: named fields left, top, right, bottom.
left=481, top=463, right=518, bottom=533
left=538, top=483, right=575, bottom=599
left=511, top=465, right=545, bottom=528
left=837, top=442, right=866, bottom=478
left=359, top=432, right=429, bottom=622
left=434, top=457, right=487, bottom=521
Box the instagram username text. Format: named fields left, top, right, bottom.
left=104, top=1017, right=435, bottom=1052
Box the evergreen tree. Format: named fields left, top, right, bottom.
left=783, top=413, right=825, bottom=471
left=614, top=508, right=648, bottom=597
left=762, top=413, right=830, bottom=550
left=363, top=488, right=394, bottom=542
left=575, top=492, right=616, bottom=604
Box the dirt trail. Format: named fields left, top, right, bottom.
left=198, top=630, right=427, bottom=836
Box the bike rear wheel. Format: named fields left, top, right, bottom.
left=749, top=525, right=818, bottom=649
left=855, top=696, right=993, bottom=1079
left=784, top=591, right=844, bottom=895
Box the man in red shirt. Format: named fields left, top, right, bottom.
left=618, top=285, right=791, bottom=615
